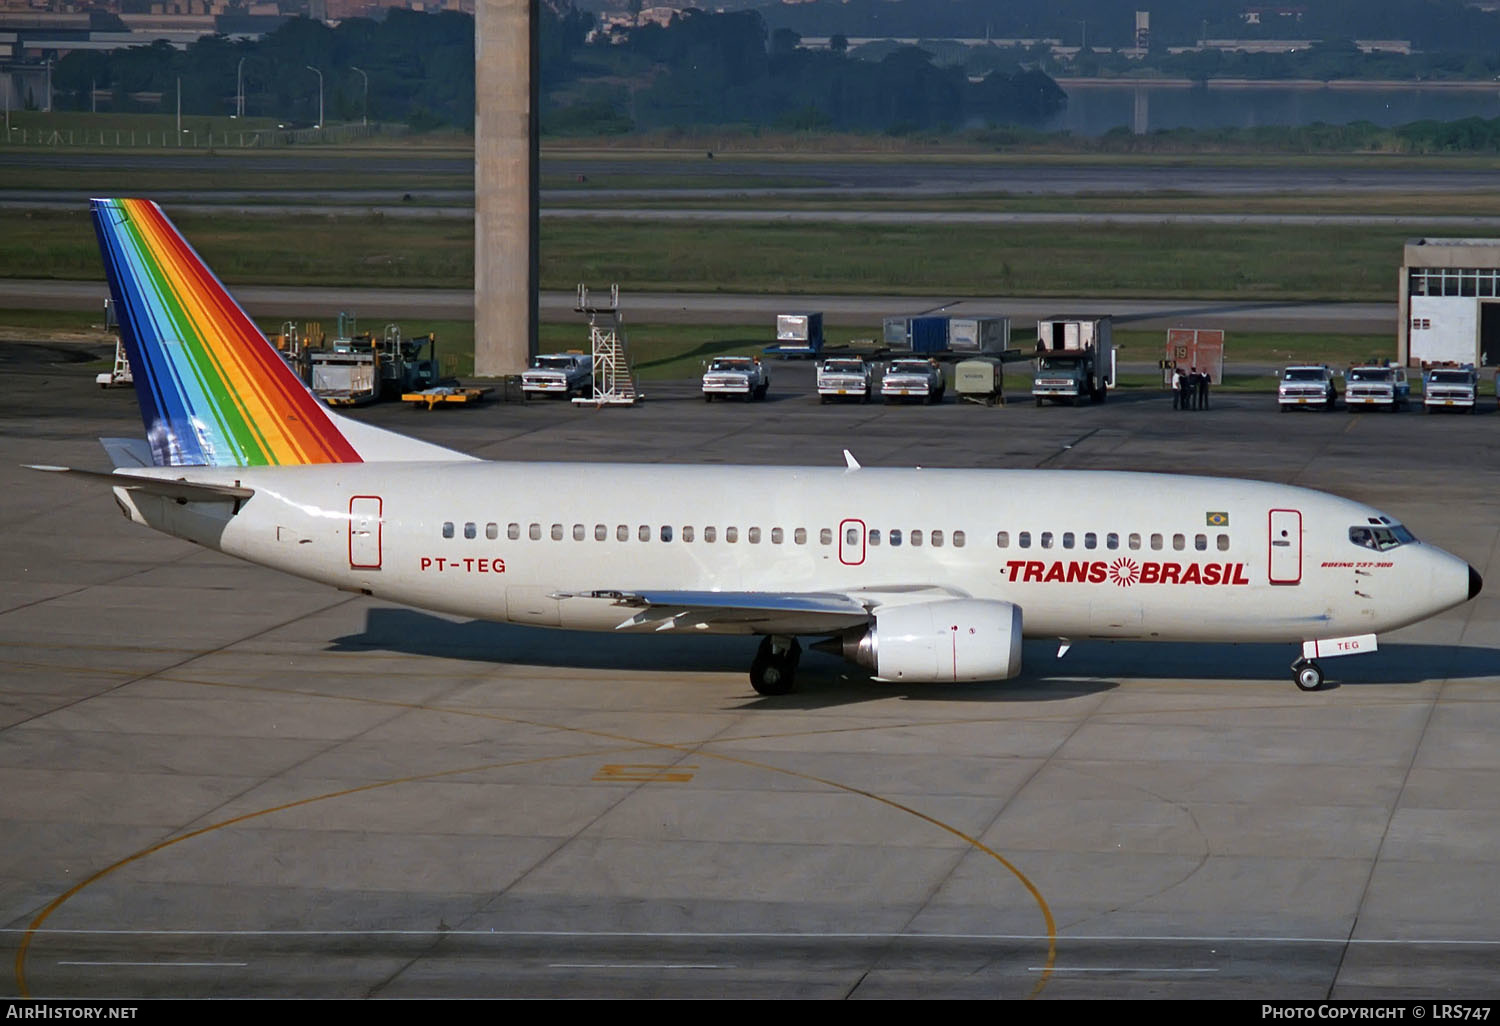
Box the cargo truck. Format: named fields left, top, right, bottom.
left=1033, top=316, right=1114, bottom=406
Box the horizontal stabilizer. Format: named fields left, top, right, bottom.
left=26, top=465, right=253, bottom=503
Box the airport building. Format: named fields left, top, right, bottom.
left=1398, top=237, right=1500, bottom=368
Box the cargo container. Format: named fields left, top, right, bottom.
left=949, top=316, right=1011, bottom=354
left=909, top=316, right=950, bottom=353
left=765, top=311, right=824, bottom=358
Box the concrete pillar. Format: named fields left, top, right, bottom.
left=474, top=0, right=537, bottom=378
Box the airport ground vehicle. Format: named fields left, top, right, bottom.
left=954, top=358, right=1004, bottom=406
left=522, top=353, right=594, bottom=399
left=880, top=358, right=945, bottom=403
left=1345, top=365, right=1411, bottom=411
left=1033, top=316, right=1113, bottom=406
left=701, top=356, right=769, bottom=401
left=1277, top=365, right=1338, bottom=411
left=816, top=357, right=874, bottom=403
left=1422, top=364, right=1478, bottom=413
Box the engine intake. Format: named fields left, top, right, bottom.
left=825, top=599, right=1023, bottom=682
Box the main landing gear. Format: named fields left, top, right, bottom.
left=1291, top=657, right=1325, bottom=692
left=750, top=636, right=801, bottom=696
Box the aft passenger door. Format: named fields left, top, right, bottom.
left=1268, top=508, right=1302, bottom=585
left=349, top=495, right=382, bottom=570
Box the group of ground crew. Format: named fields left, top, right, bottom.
left=1172, top=366, right=1211, bottom=410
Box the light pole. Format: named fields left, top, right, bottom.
left=236, top=56, right=245, bottom=118
left=351, top=66, right=367, bottom=126
left=305, top=65, right=323, bottom=129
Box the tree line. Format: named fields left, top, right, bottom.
left=47, top=5, right=1066, bottom=135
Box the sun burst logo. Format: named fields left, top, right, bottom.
left=1109, top=557, right=1140, bottom=587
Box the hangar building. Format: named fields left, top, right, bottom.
left=1399, top=238, right=1500, bottom=368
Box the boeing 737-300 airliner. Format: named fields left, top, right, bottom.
left=32, top=198, right=1482, bottom=694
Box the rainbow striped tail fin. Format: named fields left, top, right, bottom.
left=90, top=198, right=469, bottom=468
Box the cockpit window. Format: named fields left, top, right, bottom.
left=1349, top=524, right=1417, bottom=551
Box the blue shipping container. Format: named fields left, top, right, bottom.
left=910, top=316, right=949, bottom=353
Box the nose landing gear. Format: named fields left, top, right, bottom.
left=1292, top=658, right=1325, bottom=692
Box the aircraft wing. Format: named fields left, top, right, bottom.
left=581, top=589, right=875, bottom=634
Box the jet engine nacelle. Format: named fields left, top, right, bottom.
left=836, top=599, right=1023, bottom=682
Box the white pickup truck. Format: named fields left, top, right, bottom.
left=816, top=357, right=873, bottom=403
left=702, top=356, right=769, bottom=401
left=881, top=358, right=946, bottom=404
left=1345, top=365, right=1410, bottom=412
left=522, top=353, right=594, bottom=399
left=1422, top=364, right=1478, bottom=413
left=1277, top=365, right=1338, bottom=411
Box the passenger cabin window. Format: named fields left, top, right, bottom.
left=869, top=529, right=881, bottom=546
left=1217, top=534, right=1230, bottom=551
left=573, top=524, right=585, bottom=541
left=911, top=530, right=923, bottom=547
left=931, top=530, right=944, bottom=548
left=997, top=531, right=1010, bottom=548
left=820, top=528, right=832, bottom=545
left=890, top=529, right=903, bottom=547
left=795, top=528, right=807, bottom=545
left=550, top=524, right=563, bottom=541
left=1084, top=532, right=1097, bottom=550
left=1172, top=533, right=1185, bottom=551
left=486, top=523, right=498, bottom=540
left=464, top=522, right=476, bottom=539
left=683, top=526, right=695, bottom=543
left=771, top=528, right=783, bottom=544
left=529, top=523, right=541, bottom=541
left=617, top=525, right=629, bottom=541
left=1195, top=533, right=1207, bottom=551
left=508, top=523, right=520, bottom=540
left=705, top=526, right=717, bottom=543
left=1062, top=532, right=1075, bottom=549
left=1150, top=533, right=1163, bottom=551
left=1019, top=531, right=1031, bottom=549
left=1040, top=531, right=1053, bottom=549
left=1106, top=532, right=1119, bottom=550
left=638, top=525, right=650, bottom=542
left=726, top=527, right=739, bottom=543
left=953, top=531, right=965, bottom=548
left=595, top=525, right=607, bottom=541
left=442, top=521, right=454, bottom=539
left=660, top=526, right=673, bottom=542
left=748, top=527, right=760, bottom=544
left=1128, top=533, right=1141, bottom=550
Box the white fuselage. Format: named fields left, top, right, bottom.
left=110, top=462, right=1476, bottom=646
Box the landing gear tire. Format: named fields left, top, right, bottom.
left=1292, top=658, right=1325, bottom=692
left=749, top=636, right=801, bottom=696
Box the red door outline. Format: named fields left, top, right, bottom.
left=1267, top=508, right=1302, bottom=585
left=349, top=495, right=383, bottom=569
left=839, top=518, right=866, bottom=566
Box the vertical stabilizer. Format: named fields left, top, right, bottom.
left=90, top=198, right=471, bottom=467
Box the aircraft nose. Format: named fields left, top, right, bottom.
left=1470, top=565, right=1484, bottom=601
